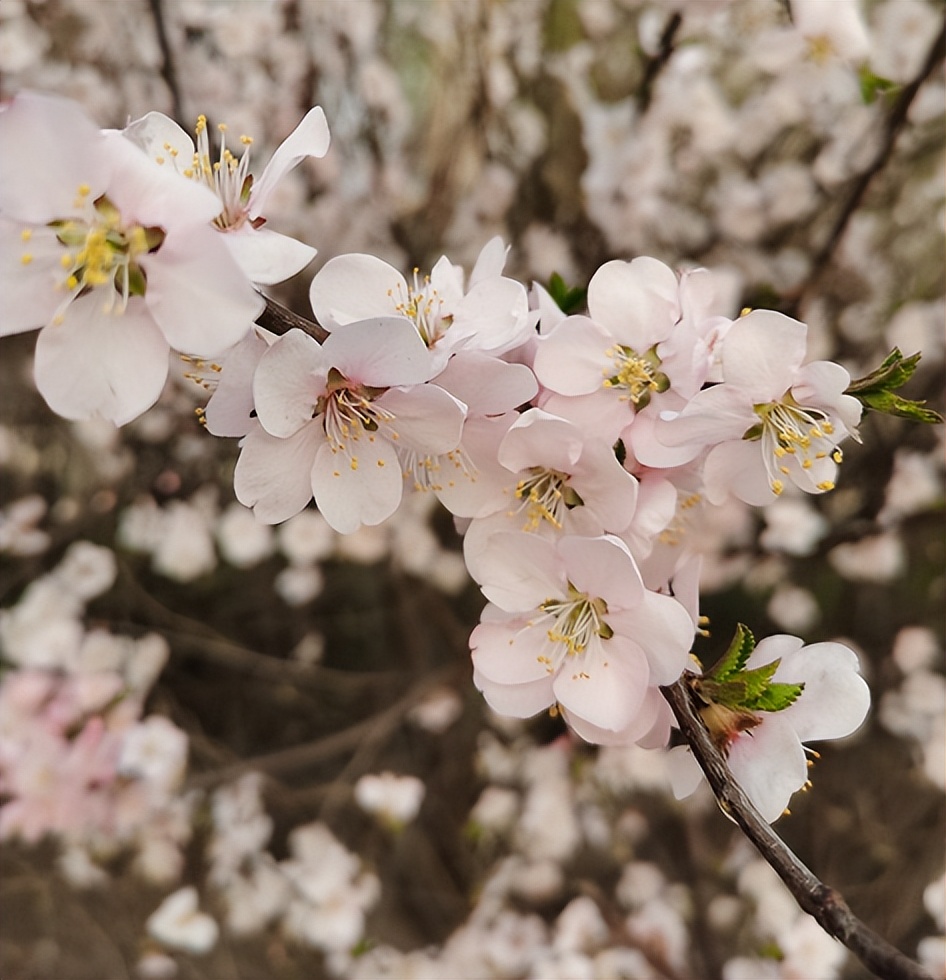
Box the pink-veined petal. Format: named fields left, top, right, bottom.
left=122, top=112, right=195, bottom=165
left=376, top=384, right=465, bottom=456
left=728, top=715, right=807, bottom=823
left=321, top=317, right=434, bottom=387
left=0, top=91, right=110, bottom=222
left=309, top=254, right=406, bottom=329
left=655, top=385, right=755, bottom=449
left=570, top=437, right=639, bottom=533
left=433, top=352, right=538, bottom=417
left=587, top=257, right=680, bottom=351
left=0, top=220, right=63, bottom=335
left=471, top=621, right=554, bottom=686
left=473, top=669, right=555, bottom=720
left=253, top=329, right=324, bottom=438
left=433, top=415, right=515, bottom=518
left=204, top=328, right=273, bottom=438
left=311, top=433, right=402, bottom=533
left=33, top=295, right=169, bottom=426
left=721, top=311, right=807, bottom=399
left=557, top=535, right=645, bottom=610
left=552, top=634, right=649, bottom=733
left=773, top=642, right=870, bottom=742
left=702, top=440, right=774, bottom=506
left=249, top=107, right=331, bottom=219
left=468, top=236, right=508, bottom=287
left=145, top=225, right=263, bottom=357
left=607, top=590, right=695, bottom=686
left=533, top=316, right=612, bottom=396
left=498, top=409, right=584, bottom=474
left=466, top=531, right=565, bottom=612
left=224, top=227, right=316, bottom=286
left=667, top=745, right=705, bottom=800
left=564, top=683, right=665, bottom=746
left=234, top=421, right=320, bottom=524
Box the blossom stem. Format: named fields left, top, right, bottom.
left=256, top=294, right=329, bottom=343
left=660, top=674, right=932, bottom=980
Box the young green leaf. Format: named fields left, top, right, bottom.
left=706, top=624, right=756, bottom=682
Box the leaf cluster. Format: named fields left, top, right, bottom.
left=698, top=624, right=804, bottom=714
left=846, top=348, right=944, bottom=424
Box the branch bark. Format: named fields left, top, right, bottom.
left=660, top=676, right=932, bottom=980
left=793, top=15, right=946, bottom=310
left=256, top=294, right=329, bottom=343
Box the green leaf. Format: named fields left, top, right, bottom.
left=858, top=65, right=897, bottom=104
left=738, top=660, right=780, bottom=704
left=858, top=390, right=944, bottom=424
left=706, top=624, right=755, bottom=682
left=753, top=680, right=806, bottom=712
left=846, top=348, right=920, bottom=394
left=547, top=272, right=587, bottom=315
left=846, top=348, right=943, bottom=424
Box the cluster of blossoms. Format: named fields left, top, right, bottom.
left=0, top=541, right=192, bottom=885
left=0, top=89, right=875, bottom=827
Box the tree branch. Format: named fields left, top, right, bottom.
left=146, top=0, right=185, bottom=125
left=660, top=675, right=932, bottom=980
left=256, top=294, right=329, bottom=343
left=795, top=15, right=946, bottom=308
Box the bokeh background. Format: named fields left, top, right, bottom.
left=0, top=1, right=944, bottom=978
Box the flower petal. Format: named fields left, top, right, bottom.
left=310, top=433, right=402, bottom=533
left=721, top=311, right=807, bottom=399
left=0, top=91, right=110, bottom=222
left=34, top=295, right=169, bottom=426
left=309, top=254, right=407, bottom=329
left=253, top=329, right=324, bottom=438
left=473, top=668, right=555, bottom=719
left=249, top=107, right=331, bottom=219
left=471, top=620, right=554, bottom=685
left=224, top=227, right=317, bottom=286
left=728, top=715, right=807, bottom=823
left=552, top=635, right=649, bottom=732
left=377, top=384, right=465, bottom=456
left=233, top=421, right=320, bottom=524
left=557, top=535, right=644, bottom=611
left=145, top=225, right=263, bottom=357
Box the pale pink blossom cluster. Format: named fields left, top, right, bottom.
left=0, top=89, right=876, bottom=830
left=0, top=542, right=192, bottom=884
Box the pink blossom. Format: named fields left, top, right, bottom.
left=668, top=636, right=870, bottom=822
left=234, top=322, right=466, bottom=531
left=469, top=533, right=694, bottom=739
left=0, top=91, right=263, bottom=425
left=124, top=106, right=331, bottom=285
left=654, top=311, right=861, bottom=504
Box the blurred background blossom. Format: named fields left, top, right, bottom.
left=0, top=1, right=943, bottom=978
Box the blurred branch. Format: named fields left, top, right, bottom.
left=146, top=0, right=185, bottom=125
left=186, top=663, right=462, bottom=790
left=637, top=12, right=682, bottom=113
left=794, top=15, right=946, bottom=311
left=661, top=675, right=932, bottom=980
left=257, top=295, right=329, bottom=343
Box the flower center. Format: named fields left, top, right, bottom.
left=602, top=345, right=668, bottom=408
left=749, top=395, right=842, bottom=495
left=317, top=368, right=394, bottom=471
left=29, top=186, right=165, bottom=323
left=536, top=584, right=613, bottom=667
left=513, top=468, right=582, bottom=531
left=179, top=115, right=258, bottom=231
left=388, top=270, right=452, bottom=348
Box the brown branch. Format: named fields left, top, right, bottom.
left=256, top=294, right=329, bottom=343
left=794, top=16, right=946, bottom=309
left=637, top=12, right=682, bottom=113
left=660, top=676, right=932, bottom=980
left=146, top=0, right=185, bottom=125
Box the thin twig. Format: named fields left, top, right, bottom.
left=146, top=0, right=185, bottom=124
left=793, top=16, right=946, bottom=310
left=186, top=664, right=461, bottom=790
left=637, top=12, right=682, bottom=113
left=257, top=295, right=329, bottom=343
left=660, top=676, right=932, bottom=980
